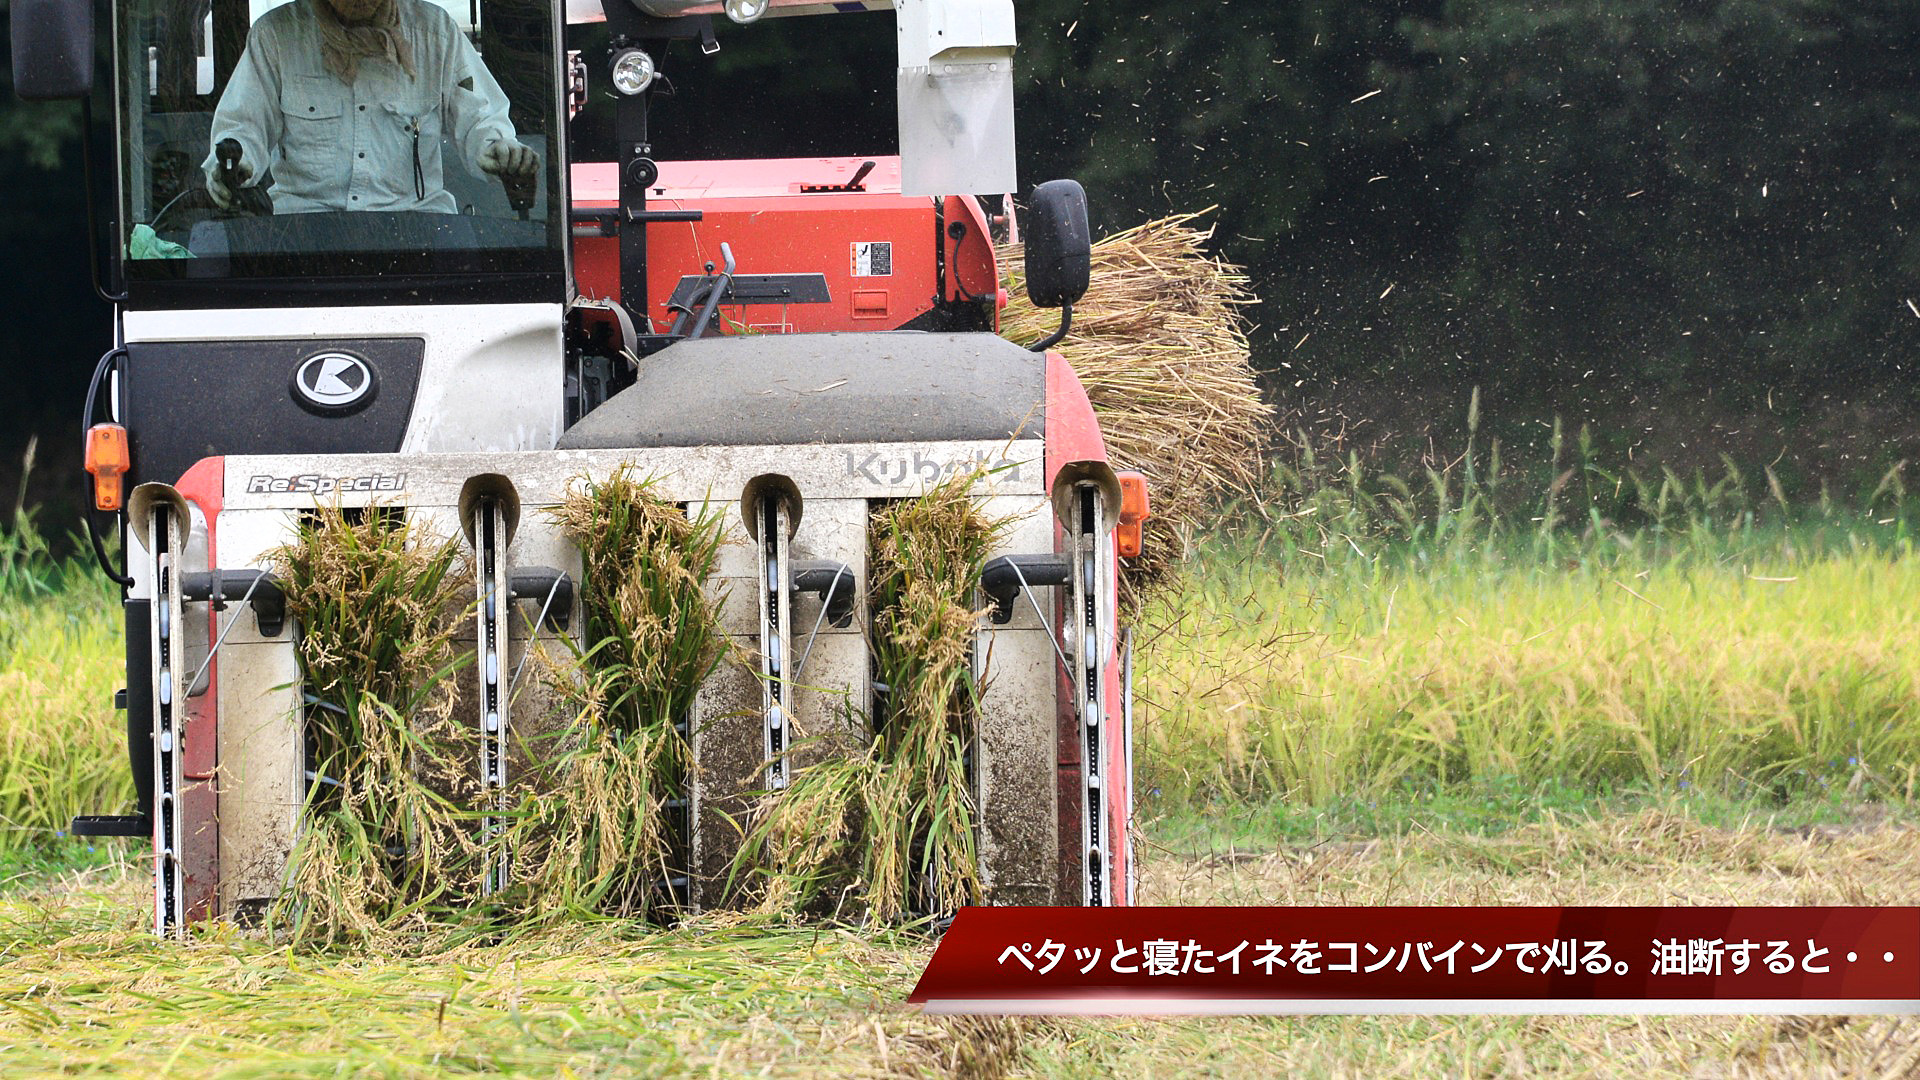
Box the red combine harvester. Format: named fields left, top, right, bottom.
left=11, top=0, right=1143, bottom=935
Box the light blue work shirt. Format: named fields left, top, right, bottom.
left=205, top=0, right=518, bottom=214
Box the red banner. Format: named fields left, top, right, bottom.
left=909, top=907, right=1920, bottom=1014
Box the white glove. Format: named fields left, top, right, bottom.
left=207, top=158, right=254, bottom=210
left=478, top=140, right=539, bottom=179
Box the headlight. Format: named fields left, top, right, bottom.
left=724, top=0, right=769, bottom=24
left=609, top=48, right=656, bottom=96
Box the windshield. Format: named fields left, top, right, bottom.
left=118, top=0, right=563, bottom=297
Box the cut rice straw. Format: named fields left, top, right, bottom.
left=1000, top=209, right=1270, bottom=609
left=267, top=473, right=730, bottom=952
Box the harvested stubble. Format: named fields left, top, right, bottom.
left=269, top=477, right=728, bottom=950
left=5, top=813, right=1916, bottom=1076
left=732, top=476, right=1000, bottom=921
left=999, top=210, right=1270, bottom=608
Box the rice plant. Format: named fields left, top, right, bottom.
left=265, top=476, right=732, bottom=947
left=550, top=466, right=730, bottom=737
left=0, top=440, right=143, bottom=851
left=1143, top=435, right=1920, bottom=815
left=732, top=475, right=1001, bottom=921
left=516, top=466, right=730, bottom=924
left=268, top=504, right=477, bottom=948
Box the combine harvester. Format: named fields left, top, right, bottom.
left=12, top=0, right=1148, bottom=934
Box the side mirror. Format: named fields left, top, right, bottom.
left=1023, top=179, right=1091, bottom=309
left=11, top=0, right=95, bottom=101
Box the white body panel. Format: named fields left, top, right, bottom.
left=896, top=0, right=1017, bottom=196
left=119, top=303, right=565, bottom=600
left=221, top=442, right=1041, bottom=512
left=122, top=303, right=566, bottom=455
left=972, top=493, right=1056, bottom=905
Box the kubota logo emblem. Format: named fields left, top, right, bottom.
left=292, top=352, right=376, bottom=413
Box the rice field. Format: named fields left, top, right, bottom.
left=0, top=533, right=123, bottom=852
left=0, top=452, right=1916, bottom=1073
left=1139, top=529, right=1920, bottom=815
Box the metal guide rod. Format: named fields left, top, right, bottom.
left=757, top=496, right=794, bottom=789
left=148, top=506, right=186, bottom=936
left=1068, top=481, right=1109, bottom=906
left=476, top=500, right=511, bottom=895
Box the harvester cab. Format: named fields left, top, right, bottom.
left=12, top=0, right=1141, bottom=935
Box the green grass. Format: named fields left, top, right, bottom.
left=0, top=519, right=127, bottom=851
left=1137, top=529, right=1920, bottom=813
left=0, top=838, right=126, bottom=892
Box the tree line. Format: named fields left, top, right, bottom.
left=2, top=0, right=1916, bottom=509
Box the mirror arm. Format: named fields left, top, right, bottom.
left=1028, top=302, right=1072, bottom=354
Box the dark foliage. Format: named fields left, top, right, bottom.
left=5, top=0, right=1918, bottom=513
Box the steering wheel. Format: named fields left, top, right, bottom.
left=211, top=139, right=274, bottom=217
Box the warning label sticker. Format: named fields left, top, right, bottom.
left=852, top=241, right=893, bottom=278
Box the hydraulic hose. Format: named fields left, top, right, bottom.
left=82, top=345, right=135, bottom=588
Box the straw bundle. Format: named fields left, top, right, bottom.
left=999, top=210, right=1269, bottom=607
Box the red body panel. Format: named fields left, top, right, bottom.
left=570, top=156, right=998, bottom=334
left=941, top=194, right=1001, bottom=307
left=1043, top=353, right=1131, bottom=905
left=174, top=456, right=226, bottom=921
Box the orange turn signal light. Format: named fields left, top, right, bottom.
left=1115, top=470, right=1151, bottom=558
left=84, top=423, right=130, bottom=513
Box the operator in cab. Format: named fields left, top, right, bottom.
left=204, top=0, right=539, bottom=214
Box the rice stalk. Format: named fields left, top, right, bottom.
left=267, top=473, right=729, bottom=949
left=268, top=504, right=476, bottom=950
left=516, top=467, right=731, bottom=925
left=732, top=475, right=999, bottom=921
left=503, top=722, right=678, bottom=922
left=550, top=465, right=729, bottom=740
